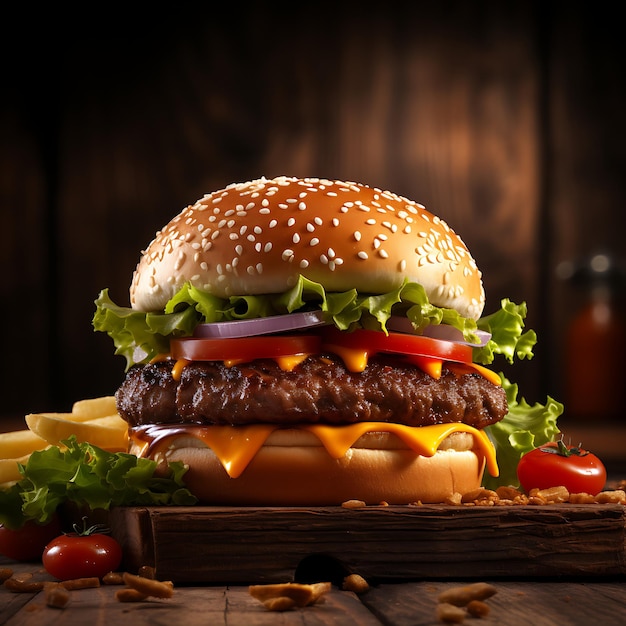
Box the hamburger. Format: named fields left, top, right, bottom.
left=94, top=176, right=542, bottom=505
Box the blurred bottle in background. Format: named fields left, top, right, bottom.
left=558, top=253, right=626, bottom=421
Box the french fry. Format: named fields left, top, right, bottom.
left=0, top=455, right=30, bottom=484
left=25, top=413, right=128, bottom=451
left=0, top=429, right=48, bottom=459
left=71, top=396, right=117, bottom=420
left=249, top=582, right=331, bottom=608
left=121, top=572, right=174, bottom=599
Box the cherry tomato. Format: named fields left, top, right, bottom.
left=42, top=524, right=122, bottom=580
left=517, top=440, right=607, bottom=495
left=171, top=333, right=321, bottom=362
left=0, top=515, right=62, bottom=562
left=321, top=327, right=473, bottom=364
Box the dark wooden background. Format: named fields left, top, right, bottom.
left=2, top=3, right=625, bottom=439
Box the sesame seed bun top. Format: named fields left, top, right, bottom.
left=130, top=176, right=485, bottom=320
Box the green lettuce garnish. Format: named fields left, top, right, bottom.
left=482, top=377, right=563, bottom=490
left=93, top=276, right=510, bottom=369
left=0, top=436, right=197, bottom=530
left=475, top=300, right=537, bottom=364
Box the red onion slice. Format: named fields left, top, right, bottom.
left=387, top=316, right=491, bottom=347
left=193, top=310, right=329, bottom=339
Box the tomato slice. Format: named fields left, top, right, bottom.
left=320, top=327, right=473, bottom=365
left=171, top=327, right=473, bottom=367
left=170, top=334, right=321, bottom=362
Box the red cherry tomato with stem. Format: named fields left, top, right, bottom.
left=517, top=439, right=607, bottom=495
left=42, top=518, right=122, bottom=580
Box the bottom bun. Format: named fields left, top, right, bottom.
left=159, top=431, right=486, bottom=506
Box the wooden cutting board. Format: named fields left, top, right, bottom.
left=109, top=504, right=626, bottom=584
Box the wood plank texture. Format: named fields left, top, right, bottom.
left=109, top=504, right=626, bottom=584
left=3, top=557, right=625, bottom=626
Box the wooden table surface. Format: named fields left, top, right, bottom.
left=1, top=556, right=624, bottom=626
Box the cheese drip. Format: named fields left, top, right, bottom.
left=130, top=422, right=499, bottom=480
left=167, top=349, right=500, bottom=385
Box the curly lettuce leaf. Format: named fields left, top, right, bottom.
left=0, top=436, right=197, bottom=530
left=93, top=289, right=199, bottom=368
left=482, top=377, right=563, bottom=490
left=94, top=276, right=494, bottom=368
left=474, top=299, right=537, bottom=365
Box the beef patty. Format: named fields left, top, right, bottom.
left=115, top=355, right=507, bottom=429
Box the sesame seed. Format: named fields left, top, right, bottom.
left=293, top=233, right=301, bottom=244
left=174, top=251, right=186, bottom=271
left=298, top=202, right=307, bottom=210
left=287, top=217, right=296, bottom=227
left=306, top=223, right=315, bottom=232
left=354, top=231, right=362, bottom=242
left=309, top=237, right=319, bottom=246
left=366, top=219, right=376, bottom=225
left=300, top=259, right=310, bottom=268
left=358, top=251, right=368, bottom=260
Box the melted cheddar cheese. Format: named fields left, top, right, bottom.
left=130, top=422, right=499, bottom=480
